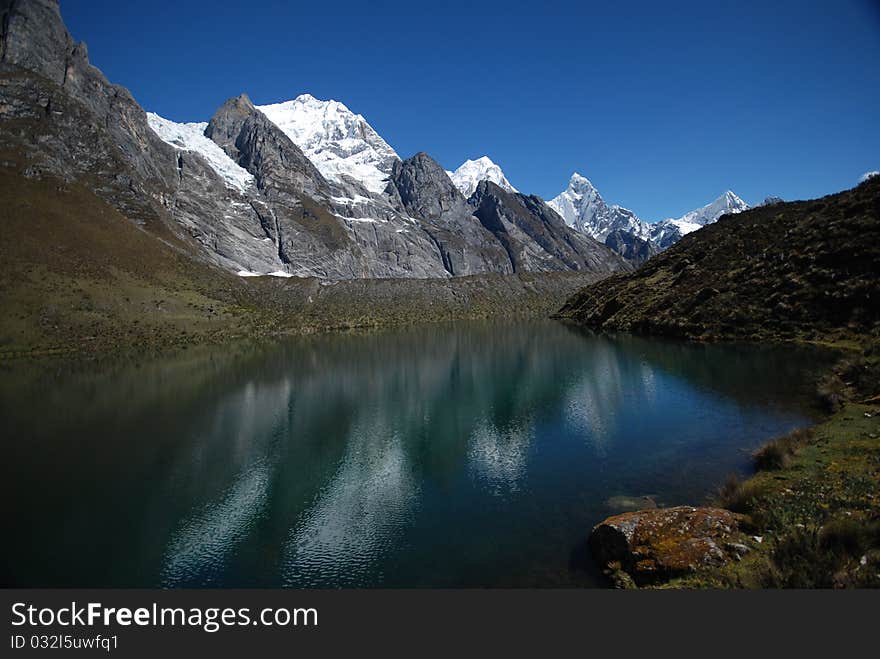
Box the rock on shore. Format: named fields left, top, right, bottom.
left=589, top=506, right=751, bottom=585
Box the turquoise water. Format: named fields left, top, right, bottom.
left=0, top=321, right=833, bottom=587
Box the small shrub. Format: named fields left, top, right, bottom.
left=717, top=474, right=741, bottom=507
left=753, top=428, right=813, bottom=470
left=819, top=516, right=880, bottom=556
left=717, top=474, right=769, bottom=513
left=817, top=373, right=846, bottom=412
left=765, top=526, right=832, bottom=588
left=765, top=517, right=880, bottom=588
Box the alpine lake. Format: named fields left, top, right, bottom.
left=1, top=320, right=836, bottom=587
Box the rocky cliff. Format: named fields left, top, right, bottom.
left=469, top=181, right=629, bottom=273
left=603, top=229, right=659, bottom=267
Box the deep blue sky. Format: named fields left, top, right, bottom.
left=61, top=0, right=880, bottom=220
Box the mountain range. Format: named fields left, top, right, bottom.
left=148, top=85, right=754, bottom=271
left=1, top=0, right=639, bottom=285
left=0, top=0, right=765, bottom=287
left=546, top=173, right=752, bottom=258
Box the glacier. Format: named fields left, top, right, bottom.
left=146, top=112, right=255, bottom=192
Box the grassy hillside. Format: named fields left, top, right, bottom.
left=557, top=177, right=880, bottom=346
left=0, top=172, right=259, bottom=356
left=0, top=173, right=605, bottom=358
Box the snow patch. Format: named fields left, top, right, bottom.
left=237, top=270, right=294, bottom=278
left=331, top=195, right=374, bottom=205
left=338, top=216, right=381, bottom=224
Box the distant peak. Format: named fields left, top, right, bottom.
left=255, top=93, right=399, bottom=194
left=719, top=190, right=747, bottom=207
left=266, top=94, right=354, bottom=115
left=294, top=93, right=348, bottom=110
left=568, top=172, right=597, bottom=189
left=223, top=93, right=255, bottom=111
left=454, top=155, right=501, bottom=171
left=448, top=155, right=517, bottom=197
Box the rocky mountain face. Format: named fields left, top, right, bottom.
left=468, top=181, right=623, bottom=272
left=448, top=156, right=518, bottom=198
left=557, top=176, right=880, bottom=343
left=0, top=0, right=627, bottom=283
left=469, top=181, right=628, bottom=273
left=603, top=229, right=659, bottom=267
left=389, top=152, right=514, bottom=275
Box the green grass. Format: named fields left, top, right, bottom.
left=665, top=403, right=880, bottom=588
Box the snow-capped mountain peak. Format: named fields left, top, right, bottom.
left=256, top=94, right=399, bottom=194
left=447, top=156, right=518, bottom=198
left=568, top=172, right=596, bottom=189
left=548, top=172, right=650, bottom=242
left=649, top=190, right=750, bottom=249
left=668, top=190, right=749, bottom=228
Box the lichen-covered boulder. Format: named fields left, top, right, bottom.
left=589, top=506, right=750, bottom=585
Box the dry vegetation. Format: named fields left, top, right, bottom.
left=557, top=177, right=880, bottom=348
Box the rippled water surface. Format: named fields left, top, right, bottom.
left=1, top=321, right=834, bottom=587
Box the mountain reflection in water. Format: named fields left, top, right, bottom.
left=1, top=320, right=834, bottom=587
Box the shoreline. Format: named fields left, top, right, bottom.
left=4, top=300, right=862, bottom=366
left=589, top=344, right=880, bottom=588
